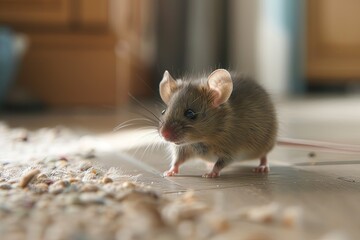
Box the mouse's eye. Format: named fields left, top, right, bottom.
left=184, top=109, right=197, bottom=120
left=161, top=109, right=166, bottom=115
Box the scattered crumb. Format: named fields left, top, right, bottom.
left=122, top=181, right=137, bottom=189
left=0, top=183, right=12, bottom=190
left=242, top=202, right=280, bottom=223
left=59, top=156, right=69, bottom=161
left=18, top=169, right=41, bottom=188
left=235, top=202, right=303, bottom=228
left=79, top=162, right=92, bottom=171
left=101, top=177, right=113, bottom=184
left=36, top=173, right=48, bottom=180
left=68, top=178, right=80, bottom=183
left=80, top=184, right=99, bottom=193
left=32, top=183, right=49, bottom=193
left=14, top=129, right=29, bottom=142
left=182, top=190, right=196, bottom=203
left=204, top=213, right=230, bottom=233
left=281, top=206, right=303, bottom=228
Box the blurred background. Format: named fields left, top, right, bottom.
left=0, top=0, right=359, bottom=111
left=1, top=2, right=360, bottom=239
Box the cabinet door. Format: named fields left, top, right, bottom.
left=0, top=0, right=72, bottom=27
left=307, top=0, right=360, bottom=81
left=0, top=0, right=108, bottom=29
left=77, top=0, right=108, bottom=29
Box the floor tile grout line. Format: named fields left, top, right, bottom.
left=115, top=152, right=187, bottom=188
left=97, top=139, right=188, bottom=189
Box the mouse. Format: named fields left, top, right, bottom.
left=158, top=69, right=278, bottom=178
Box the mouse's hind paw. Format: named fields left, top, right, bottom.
left=202, top=171, right=219, bottom=178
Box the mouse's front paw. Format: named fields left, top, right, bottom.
left=202, top=171, right=219, bottom=178
left=163, top=166, right=179, bottom=177
left=253, top=164, right=270, bottom=173
left=163, top=170, right=176, bottom=177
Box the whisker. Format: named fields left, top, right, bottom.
left=113, top=123, right=140, bottom=131
left=128, top=110, right=159, bottom=125
left=128, top=93, right=163, bottom=123
left=134, top=73, right=158, bottom=95
left=132, top=130, right=159, bottom=155
left=127, top=107, right=159, bottom=119
left=113, top=118, right=157, bottom=132
left=113, top=122, right=156, bottom=132
left=134, top=126, right=158, bottom=132
left=134, top=73, right=166, bottom=108
left=140, top=135, right=159, bottom=161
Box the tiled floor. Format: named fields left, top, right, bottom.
left=3, top=96, right=360, bottom=239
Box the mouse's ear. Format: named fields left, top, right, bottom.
left=159, top=70, right=177, bottom=104
left=207, top=69, right=233, bottom=107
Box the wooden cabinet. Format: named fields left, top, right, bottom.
left=307, top=0, right=360, bottom=82
left=0, top=0, right=108, bottom=29
left=17, top=33, right=117, bottom=106
left=0, top=0, right=153, bottom=107
left=0, top=0, right=72, bottom=27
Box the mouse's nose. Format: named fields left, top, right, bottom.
left=160, top=127, right=175, bottom=141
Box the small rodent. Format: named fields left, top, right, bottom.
left=158, top=69, right=277, bottom=178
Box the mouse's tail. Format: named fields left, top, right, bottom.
left=276, top=137, right=360, bottom=154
